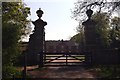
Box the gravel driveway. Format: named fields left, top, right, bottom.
left=27, top=66, right=98, bottom=79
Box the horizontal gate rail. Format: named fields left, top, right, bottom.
left=45, top=58, right=84, bottom=60
left=44, top=62, right=82, bottom=63
left=44, top=64, right=86, bottom=67
left=44, top=54, right=65, bottom=63
left=68, top=55, right=85, bottom=60
left=44, top=52, right=84, bottom=55
left=43, top=52, right=88, bottom=66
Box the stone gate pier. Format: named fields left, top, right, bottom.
left=82, top=9, right=119, bottom=65
left=27, top=8, right=47, bottom=67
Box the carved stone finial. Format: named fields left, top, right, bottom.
left=86, top=9, right=93, bottom=19
left=36, top=8, right=44, bottom=18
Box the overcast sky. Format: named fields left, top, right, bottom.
left=23, top=0, right=78, bottom=41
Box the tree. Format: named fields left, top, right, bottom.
left=92, top=12, right=110, bottom=47
left=2, top=2, right=30, bottom=78
left=71, top=1, right=120, bottom=77
left=110, top=17, right=120, bottom=48
left=70, top=33, right=80, bottom=43
left=71, top=0, right=120, bottom=21
left=70, top=31, right=85, bottom=51
left=70, top=12, right=110, bottom=47
left=2, top=2, right=31, bottom=39
left=71, top=1, right=120, bottom=47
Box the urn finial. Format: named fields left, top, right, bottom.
left=86, top=9, right=93, bottom=19
left=36, top=8, right=44, bottom=18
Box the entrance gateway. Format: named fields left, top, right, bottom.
left=26, top=8, right=119, bottom=67
left=20, top=8, right=119, bottom=79
left=25, top=8, right=92, bottom=67
left=24, top=8, right=119, bottom=67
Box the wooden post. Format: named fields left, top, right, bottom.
left=66, top=54, right=68, bottom=65
left=22, top=50, right=27, bottom=80
left=39, top=52, right=43, bottom=68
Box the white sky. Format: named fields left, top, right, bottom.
left=23, top=0, right=78, bottom=41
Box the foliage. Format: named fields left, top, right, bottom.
left=71, top=1, right=120, bottom=47
left=2, top=2, right=30, bottom=23
left=71, top=12, right=120, bottom=48
left=2, top=2, right=30, bottom=78
left=70, top=22, right=85, bottom=43
left=2, top=2, right=31, bottom=40
left=110, top=17, right=120, bottom=48
left=70, top=12, right=111, bottom=47
left=71, top=1, right=120, bottom=78
left=70, top=33, right=80, bottom=43
left=92, top=12, right=110, bottom=47
left=95, top=65, right=120, bottom=78
left=71, top=1, right=120, bottom=21
left=2, top=65, right=22, bottom=78
left=2, top=23, right=21, bottom=65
